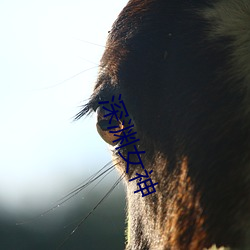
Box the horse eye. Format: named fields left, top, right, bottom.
left=96, top=107, right=124, bottom=146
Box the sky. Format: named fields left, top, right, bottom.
left=0, top=0, right=128, bottom=214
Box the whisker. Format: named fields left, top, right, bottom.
left=78, top=57, right=100, bottom=66
left=56, top=172, right=126, bottom=250
left=32, top=66, right=98, bottom=91
left=16, top=161, right=116, bottom=225
left=60, top=166, right=116, bottom=230
left=76, top=38, right=126, bottom=66
left=75, top=39, right=106, bottom=49
left=54, top=163, right=117, bottom=206
left=84, top=164, right=116, bottom=195
left=58, top=161, right=115, bottom=199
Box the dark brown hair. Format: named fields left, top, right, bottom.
left=78, top=0, right=250, bottom=249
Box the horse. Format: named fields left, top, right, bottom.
left=77, top=0, right=250, bottom=249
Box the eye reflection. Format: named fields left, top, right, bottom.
left=96, top=107, right=124, bottom=145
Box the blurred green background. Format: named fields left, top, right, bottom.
left=0, top=0, right=128, bottom=249
left=0, top=178, right=126, bottom=250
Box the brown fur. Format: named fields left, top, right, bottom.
left=78, top=0, right=250, bottom=249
